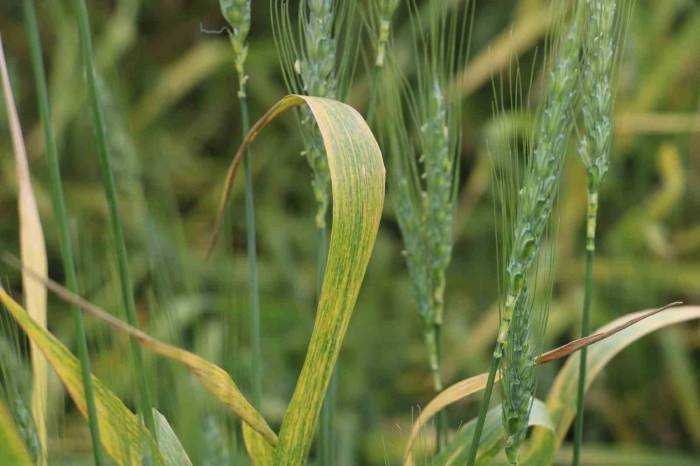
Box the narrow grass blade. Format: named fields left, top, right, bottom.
left=70, top=0, right=154, bottom=432
left=208, top=95, right=384, bottom=465
left=0, top=37, right=48, bottom=464
left=153, top=410, right=194, bottom=466
left=20, top=0, right=106, bottom=462
left=0, top=400, right=33, bottom=466
left=0, top=289, right=162, bottom=466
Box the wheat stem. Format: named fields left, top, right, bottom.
left=573, top=0, right=619, bottom=463
left=240, top=94, right=262, bottom=407
left=465, top=352, right=501, bottom=466
left=71, top=0, right=155, bottom=435
left=573, top=193, right=596, bottom=466
left=21, top=0, right=105, bottom=463
left=367, top=0, right=399, bottom=126
left=220, top=0, right=261, bottom=409
left=470, top=4, right=585, bottom=464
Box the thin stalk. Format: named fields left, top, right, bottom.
left=21, top=0, right=105, bottom=463
left=425, top=324, right=447, bottom=449
left=573, top=190, right=597, bottom=466
left=466, top=352, right=501, bottom=466
left=71, top=0, right=155, bottom=434
left=367, top=0, right=398, bottom=126
left=366, top=64, right=382, bottom=127
left=239, top=92, right=262, bottom=407
left=317, top=224, right=336, bottom=465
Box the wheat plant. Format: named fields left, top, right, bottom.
left=381, top=0, right=470, bottom=450
left=467, top=4, right=585, bottom=465
left=218, top=0, right=263, bottom=411
left=271, top=2, right=358, bottom=462
left=573, top=1, right=630, bottom=464
left=19, top=0, right=105, bottom=463
left=2, top=2, right=699, bottom=466
left=70, top=0, right=156, bottom=434
left=366, top=0, right=400, bottom=126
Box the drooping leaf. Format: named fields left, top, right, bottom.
left=522, top=305, right=700, bottom=465
left=209, top=95, right=384, bottom=465
left=0, top=260, right=277, bottom=448
left=0, top=37, right=48, bottom=464
left=404, top=304, right=693, bottom=465
left=0, top=399, right=32, bottom=466
left=0, top=289, right=162, bottom=466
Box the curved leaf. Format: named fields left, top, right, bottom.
left=522, top=305, right=700, bottom=465
left=406, top=305, right=698, bottom=465
left=431, top=400, right=551, bottom=466
left=0, top=288, right=162, bottom=466
left=209, top=95, right=384, bottom=465
left=0, top=399, right=32, bottom=466
left=0, top=261, right=277, bottom=448
left=404, top=372, right=498, bottom=466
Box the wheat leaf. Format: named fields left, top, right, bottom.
left=404, top=303, right=691, bottom=465
left=0, top=256, right=277, bottom=447
left=208, top=94, right=384, bottom=465
left=153, top=409, right=193, bottom=466
left=0, top=289, right=162, bottom=466
left=522, top=305, right=700, bottom=465
left=0, top=399, right=32, bottom=466
left=403, top=372, right=499, bottom=466
left=0, top=37, right=48, bottom=464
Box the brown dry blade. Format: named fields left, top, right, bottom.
left=536, top=301, right=682, bottom=365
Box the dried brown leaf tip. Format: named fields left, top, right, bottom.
left=537, top=301, right=683, bottom=365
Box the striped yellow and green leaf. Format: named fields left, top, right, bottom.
left=0, top=400, right=32, bottom=466
left=212, top=94, right=385, bottom=465
left=0, top=289, right=162, bottom=466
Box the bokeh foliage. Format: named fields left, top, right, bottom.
left=1, top=0, right=699, bottom=464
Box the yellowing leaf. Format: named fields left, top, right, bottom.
left=403, top=372, right=498, bottom=466
left=0, top=289, right=161, bottom=466
left=243, top=423, right=274, bottom=466
left=0, top=399, right=32, bottom=466
left=208, top=95, right=384, bottom=465
left=4, top=258, right=277, bottom=448
left=0, top=38, right=48, bottom=464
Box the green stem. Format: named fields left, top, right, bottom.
left=366, top=64, right=383, bottom=127
left=425, top=324, right=448, bottom=450
left=573, top=189, right=598, bottom=466
left=71, top=0, right=155, bottom=435
left=21, top=1, right=105, bottom=463
left=317, top=224, right=336, bottom=465
left=239, top=91, right=262, bottom=407
left=466, top=349, right=502, bottom=466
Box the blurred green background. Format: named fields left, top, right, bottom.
left=1, top=0, right=699, bottom=464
